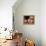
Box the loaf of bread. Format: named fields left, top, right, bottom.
left=25, top=40, right=35, bottom=46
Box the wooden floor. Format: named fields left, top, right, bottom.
left=0, top=39, right=16, bottom=46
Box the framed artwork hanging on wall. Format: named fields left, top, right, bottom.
left=23, top=15, right=35, bottom=24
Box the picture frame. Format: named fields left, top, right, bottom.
left=23, top=15, right=35, bottom=24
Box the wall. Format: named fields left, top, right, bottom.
left=0, top=0, right=16, bottom=30
left=13, top=0, right=41, bottom=46
left=41, top=0, right=46, bottom=46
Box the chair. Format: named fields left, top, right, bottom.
left=14, top=33, right=23, bottom=46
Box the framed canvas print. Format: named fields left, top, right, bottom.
left=23, top=15, right=35, bottom=24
